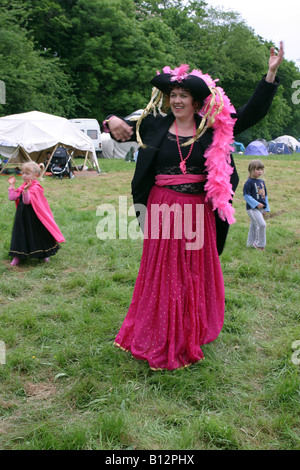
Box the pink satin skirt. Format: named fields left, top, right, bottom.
left=115, top=185, right=225, bottom=370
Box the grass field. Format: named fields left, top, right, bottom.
left=0, top=154, right=299, bottom=450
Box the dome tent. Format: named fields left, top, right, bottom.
left=274, top=135, right=298, bottom=152
left=0, top=111, right=100, bottom=174
left=244, top=140, right=269, bottom=156
left=268, top=142, right=293, bottom=155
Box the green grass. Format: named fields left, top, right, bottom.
left=0, top=154, right=299, bottom=450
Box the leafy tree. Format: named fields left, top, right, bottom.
left=190, top=7, right=298, bottom=143
left=63, top=0, right=147, bottom=117
left=275, top=59, right=300, bottom=138
left=1, top=0, right=299, bottom=140
left=0, top=5, right=78, bottom=117
left=50, top=0, right=188, bottom=118
left=1, top=0, right=73, bottom=57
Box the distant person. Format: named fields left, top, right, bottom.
left=8, top=162, right=65, bottom=266
left=44, top=151, right=52, bottom=169
left=243, top=160, right=270, bottom=250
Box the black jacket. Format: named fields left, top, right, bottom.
left=113, top=76, right=279, bottom=254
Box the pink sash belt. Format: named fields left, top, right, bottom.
left=155, top=174, right=206, bottom=186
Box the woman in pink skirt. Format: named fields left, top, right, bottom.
left=105, top=43, right=283, bottom=370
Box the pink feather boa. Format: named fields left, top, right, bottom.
left=161, top=65, right=237, bottom=224
left=190, top=68, right=237, bottom=224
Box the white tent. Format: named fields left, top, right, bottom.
left=101, top=133, right=138, bottom=159
left=274, top=135, right=299, bottom=152
left=0, top=110, right=100, bottom=174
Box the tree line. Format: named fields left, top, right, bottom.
left=0, top=0, right=299, bottom=144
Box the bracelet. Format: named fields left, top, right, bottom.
left=103, top=115, right=116, bottom=124
left=102, top=115, right=116, bottom=133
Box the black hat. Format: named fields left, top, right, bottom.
left=150, top=66, right=211, bottom=102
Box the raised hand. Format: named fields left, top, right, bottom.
left=8, top=176, right=16, bottom=186
left=269, top=41, right=284, bottom=73
left=266, top=41, right=284, bottom=83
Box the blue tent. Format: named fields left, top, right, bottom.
left=268, top=142, right=293, bottom=155
left=244, top=140, right=269, bottom=156
left=234, top=141, right=245, bottom=152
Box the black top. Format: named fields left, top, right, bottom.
left=155, top=131, right=207, bottom=193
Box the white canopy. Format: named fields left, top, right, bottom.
left=0, top=110, right=100, bottom=173
left=101, top=133, right=138, bottom=159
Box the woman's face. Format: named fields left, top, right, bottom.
left=169, top=87, right=196, bottom=120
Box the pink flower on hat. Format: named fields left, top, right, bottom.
left=161, top=64, right=190, bottom=82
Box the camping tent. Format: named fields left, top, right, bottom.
left=101, top=133, right=139, bottom=159
left=244, top=140, right=269, bottom=156
left=274, top=135, right=298, bottom=152
left=257, top=138, right=268, bottom=148
left=268, top=142, right=293, bottom=155
left=0, top=110, right=100, bottom=174
left=234, top=141, right=245, bottom=152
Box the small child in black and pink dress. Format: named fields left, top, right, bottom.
left=8, top=162, right=65, bottom=266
